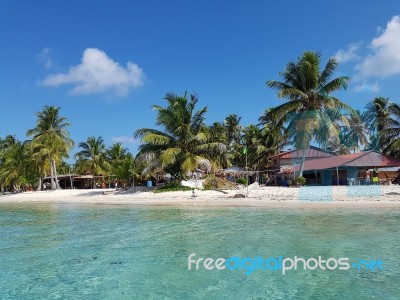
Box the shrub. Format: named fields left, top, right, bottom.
left=203, top=175, right=237, bottom=190
left=296, top=176, right=306, bottom=186
left=236, top=177, right=248, bottom=186
left=153, top=180, right=191, bottom=193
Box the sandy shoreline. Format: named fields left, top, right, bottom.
left=1, top=185, right=400, bottom=208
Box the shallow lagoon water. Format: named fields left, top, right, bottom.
left=0, top=203, right=399, bottom=299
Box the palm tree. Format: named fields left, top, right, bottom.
left=107, top=143, right=129, bottom=161
left=0, top=140, right=34, bottom=191
left=0, top=135, right=18, bottom=151
left=266, top=51, right=353, bottom=176
left=27, top=106, right=73, bottom=190
left=112, top=153, right=140, bottom=187
left=106, top=143, right=137, bottom=186
left=202, top=122, right=231, bottom=169
left=30, top=145, right=51, bottom=190
left=224, top=114, right=242, bottom=146
left=74, top=136, right=111, bottom=176
left=363, top=97, right=398, bottom=151
left=258, top=107, right=287, bottom=150
left=380, top=101, right=400, bottom=158
left=325, top=129, right=351, bottom=155
left=134, top=92, right=227, bottom=178
left=344, top=110, right=369, bottom=153
left=240, top=124, right=279, bottom=171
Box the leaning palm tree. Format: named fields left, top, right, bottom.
left=27, top=106, right=73, bottom=190
left=266, top=51, right=353, bottom=176
left=134, top=92, right=227, bottom=178
left=74, top=136, right=111, bottom=176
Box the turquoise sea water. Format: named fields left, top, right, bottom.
left=0, top=204, right=399, bottom=299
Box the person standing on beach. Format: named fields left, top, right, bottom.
left=372, top=168, right=379, bottom=185
left=365, top=169, right=371, bottom=185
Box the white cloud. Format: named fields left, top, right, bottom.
left=37, top=48, right=54, bottom=69
left=334, top=44, right=360, bottom=64
left=355, top=15, right=400, bottom=78
left=111, top=136, right=137, bottom=144
left=352, top=81, right=380, bottom=92
left=42, top=48, right=144, bottom=96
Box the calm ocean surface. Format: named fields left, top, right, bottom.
left=0, top=203, right=399, bottom=299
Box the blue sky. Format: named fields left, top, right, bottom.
left=1, top=0, right=400, bottom=156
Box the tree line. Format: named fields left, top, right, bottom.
left=1, top=51, right=399, bottom=191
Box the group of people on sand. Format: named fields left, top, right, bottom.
left=362, top=168, right=400, bottom=185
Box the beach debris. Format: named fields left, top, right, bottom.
left=181, top=179, right=204, bottom=189
left=233, top=193, right=246, bottom=198
left=238, top=182, right=259, bottom=197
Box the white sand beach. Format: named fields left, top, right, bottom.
left=1, top=185, right=400, bottom=208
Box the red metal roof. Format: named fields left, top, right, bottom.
left=292, top=151, right=400, bottom=172
left=270, top=146, right=335, bottom=159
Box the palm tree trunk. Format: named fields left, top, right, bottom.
left=52, top=159, right=61, bottom=189
left=298, top=145, right=309, bottom=177
left=50, top=157, right=56, bottom=190
left=36, top=177, right=42, bottom=191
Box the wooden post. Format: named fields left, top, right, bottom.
left=315, top=169, right=317, bottom=185
left=336, top=167, right=340, bottom=186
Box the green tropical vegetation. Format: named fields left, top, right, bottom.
left=27, top=105, right=74, bottom=190
left=1, top=51, right=400, bottom=192
left=266, top=51, right=354, bottom=176
left=134, top=92, right=229, bottom=178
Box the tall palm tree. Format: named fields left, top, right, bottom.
left=266, top=51, right=353, bottom=176
left=27, top=106, right=73, bottom=190
left=74, top=136, right=111, bottom=176
left=30, top=145, right=51, bottom=190
left=134, top=92, right=227, bottom=177
left=363, top=97, right=398, bottom=151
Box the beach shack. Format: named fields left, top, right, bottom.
left=43, top=174, right=118, bottom=189
left=267, top=146, right=336, bottom=185
left=291, top=150, right=400, bottom=185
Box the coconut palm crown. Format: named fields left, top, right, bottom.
left=74, top=136, right=111, bottom=175
left=27, top=105, right=73, bottom=190
left=266, top=51, right=353, bottom=175
left=134, top=92, right=227, bottom=177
